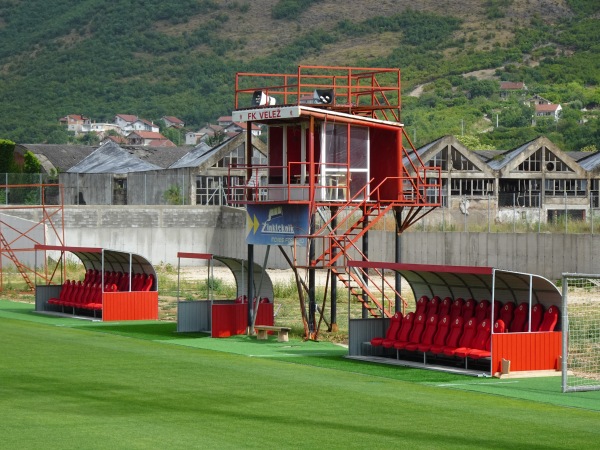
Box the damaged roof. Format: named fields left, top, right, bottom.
left=67, top=141, right=163, bottom=174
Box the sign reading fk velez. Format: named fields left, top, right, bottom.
left=246, top=204, right=309, bottom=246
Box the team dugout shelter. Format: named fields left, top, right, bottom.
left=34, top=244, right=158, bottom=321
left=175, top=252, right=274, bottom=337
left=348, top=262, right=562, bottom=377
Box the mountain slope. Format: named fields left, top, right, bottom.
left=0, top=0, right=598, bottom=150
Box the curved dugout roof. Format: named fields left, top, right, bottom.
left=349, top=262, right=561, bottom=310
left=177, top=253, right=274, bottom=301
left=35, top=245, right=156, bottom=280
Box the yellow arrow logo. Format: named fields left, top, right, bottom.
left=246, top=212, right=260, bottom=235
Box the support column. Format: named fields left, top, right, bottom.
left=362, top=214, right=369, bottom=319
left=394, top=208, right=402, bottom=312
left=330, top=207, right=338, bottom=332
left=247, top=244, right=254, bottom=333
left=308, top=216, right=316, bottom=337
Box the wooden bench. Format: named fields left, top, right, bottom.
left=254, top=325, right=291, bottom=342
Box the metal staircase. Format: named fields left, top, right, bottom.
left=0, top=231, right=34, bottom=290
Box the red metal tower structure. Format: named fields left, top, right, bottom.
left=0, top=183, right=66, bottom=291
left=229, top=66, right=441, bottom=338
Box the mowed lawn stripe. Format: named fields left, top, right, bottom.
left=1, top=317, right=599, bottom=449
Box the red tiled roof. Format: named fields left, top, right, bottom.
left=163, top=116, right=184, bottom=124
left=535, top=104, right=560, bottom=112
left=149, top=139, right=176, bottom=147
left=60, top=114, right=89, bottom=122
left=127, top=131, right=165, bottom=139
left=500, top=81, right=525, bottom=90
left=116, top=114, right=138, bottom=123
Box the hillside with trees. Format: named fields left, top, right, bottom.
left=0, top=0, right=599, bottom=151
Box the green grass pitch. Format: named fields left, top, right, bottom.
left=1, top=300, right=599, bottom=449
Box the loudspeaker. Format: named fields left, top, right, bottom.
left=251, top=90, right=276, bottom=106
left=313, top=89, right=334, bottom=104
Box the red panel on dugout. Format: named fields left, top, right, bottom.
left=34, top=245, right=158, bottom=322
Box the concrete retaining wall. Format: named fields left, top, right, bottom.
left=4, top=206, right=599, bottom=280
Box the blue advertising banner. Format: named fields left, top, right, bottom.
left=246, top=204, right=310, bottom=246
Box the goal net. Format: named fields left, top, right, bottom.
left=562, top=273, right=600, bottom=393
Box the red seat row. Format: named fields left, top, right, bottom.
left=81, top=269, right=155, bottom=292
left=370, top=302, right=560, bottom=366
left=47, top=271, right=156, bottom=315
left=411, top=295, right=556, bottom=333
left=48, top=280, right=118, bottom=312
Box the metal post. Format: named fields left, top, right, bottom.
left=488, top=193, right=491, bottom=233
left=538, top=192, right=541, bottom=233
left=395, top=215, right=402, bottom=313
left=362, top=214, right=369, bottom=319
left=564, top=192, right=568, bottom=234
left=247, top=244, right=254, bottom=333
left=513, top=193, right=516, bottom=233
left=330, top=208, right=338, bottom=331
left=308, top=217, right=316, bottom=336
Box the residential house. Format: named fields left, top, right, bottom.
left=59, top=114, right=90, bottom=134
left=127, top=131, right=175, bottom=147
left=161, top=116, right=185, bottom=128
left=185, top=131, right=205, bottom=146
left=499, top=81, right=527, bottom=99
left=114, top=114, right=138, bottom=133
left=527, top=94, right=552, bottom=106
left=224, top=121, right=262, bottom=137
left=217, top=116, right=233, bottom=127
left=534, top=103, right=562, bottom=121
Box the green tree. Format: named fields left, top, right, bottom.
left=23, top=150, right=42, bottom=173
left=0, top=139, right=16, bottom=173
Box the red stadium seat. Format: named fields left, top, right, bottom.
left=415, top=296, right=429, bottom=316
left=443, top=317, right=477, bottom=357
left=395, top=313, right=426, bottom=351
left=493, top=319, right=506, bottom=334
left=475, top=300, right=490, bottom=323
left=371, top=312, right=402, bottom=347
left=462, top=299, right=477, bottom=320
left=142, top=274, right=154, bottom=291
left=498, top=302, right=515, bottom=331
left=530, top=304, right=545, bottom=332
left=457, top=320, right=491, bottom=358
left=538, top=305, right=559, bottom=332
left=438, top=297, right=452, bottom=317
left=425, top=296, right=440, bottom=318
left=49, top=280, right=71, bottom=306
left=427, top=315, right=452, bottom=355
left=492, top=301, right=502, bottom=322
left=83, top=269, right=94, bottom=284
left=510, top=302, right=529, bottom=332
left=432, top=316, right=464, bottom=355
left=469, top=320, right=497, bottom=360
left=132, top=273, right=145, bottom=291
left=449, top=298, right=464, bottom=321
left=394, top=314, right=427, bottom=350
left=382, top=312, right=414, bottom=349
left=412, top=314, right=439, bottom=353
left=118, top=273, right=130, bottom=291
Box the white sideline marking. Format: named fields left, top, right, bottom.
left=437, top=381, right=520, bottom=387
